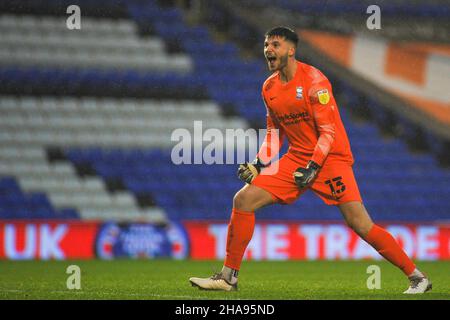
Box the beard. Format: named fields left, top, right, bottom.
left=268, top=53, right=289, bottom=72
left=278, top=53, right=288, bottom=70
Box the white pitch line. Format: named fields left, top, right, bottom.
left=50, top=291, right=208, bottom=300
left=0, top=289, right=240, bottom=300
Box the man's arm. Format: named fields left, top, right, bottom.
left=257, top=105, right=285, bottom=165
left=294, top=83, right=336, bottom=188
left=238, top=96, right=285, bottom=184
left=310, top=86, right=336, bottom=166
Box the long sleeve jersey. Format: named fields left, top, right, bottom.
left=257, top=60, right=353, bottom=167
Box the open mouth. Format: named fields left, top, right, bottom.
left=267, top=56, right=276, bottom=63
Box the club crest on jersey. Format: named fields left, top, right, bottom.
left=317, top=89, right=330, bottom=105
left=295, top=87, right=303, bottom=99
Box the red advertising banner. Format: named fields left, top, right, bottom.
left=1, top=220, right=449, bottom=261
left=184, top=221, right=450, bottom=261
left=0, top=221, right=99, bottom=259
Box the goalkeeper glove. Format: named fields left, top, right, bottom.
left=293, top=160, right=320, bottom=188
left=237, top=158, right=267, bottom=184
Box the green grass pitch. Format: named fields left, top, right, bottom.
left=0, top=260, right=448, bottom=300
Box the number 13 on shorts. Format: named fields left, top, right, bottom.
left=325, top=176, right=346, bottom=199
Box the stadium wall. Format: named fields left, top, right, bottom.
left=0, top=220, right=449, bottom=261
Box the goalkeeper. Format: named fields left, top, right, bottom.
left=189, top=27, right=431, bottom=294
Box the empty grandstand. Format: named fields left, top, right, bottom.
left=0, top=0, right=448, bottom=261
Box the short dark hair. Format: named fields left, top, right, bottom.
left=265, top=26, right=298, bottom=47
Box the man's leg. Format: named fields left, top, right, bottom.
left=222, top=184, right=275, bottom=276
left=189, top=184, right=274, bottom=291
left=338, top=201, right=432, bottom=293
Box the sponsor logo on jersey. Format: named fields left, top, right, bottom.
left=317, top=89, right=330, bottom=105
left=296, top=86, right=303, bottom=99
left=273, top=111, right=310, bottom=126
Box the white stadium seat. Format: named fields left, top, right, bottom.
left=0, top=14, right=191, bottom=72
